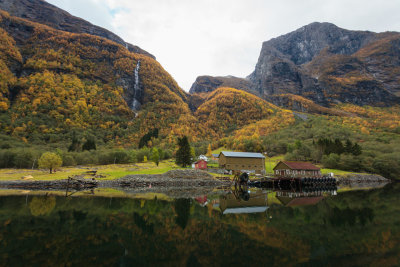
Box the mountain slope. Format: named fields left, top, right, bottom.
left=195, top=87, right=291, bottom=138
left=0, top=0, right=154, bottom=58
left=0, top=10, right=203, bottom=145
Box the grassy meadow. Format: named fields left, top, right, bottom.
left=0, top=160, right=184, bottom=181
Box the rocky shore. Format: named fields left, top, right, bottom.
left=336, top=173, right=390, bottom=188
left=0, top=170, right=392, bottom=192
left=0, top=170, right=229, bottom=191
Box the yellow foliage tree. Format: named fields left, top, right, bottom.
left=38, top=152, right=62, bottom=173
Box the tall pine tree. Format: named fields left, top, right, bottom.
left=176, top=136, right=192, bottom=167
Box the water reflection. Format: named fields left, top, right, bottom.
left=219, top=191, right=268, bottom=214
left=0, top=183, right=399, bottom=266
left=217, top=184, right=337, bottom=215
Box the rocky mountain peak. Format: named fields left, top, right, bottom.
left=265, top=22, right=376, bottom=65
left=247, top=22, right=399, bottom=107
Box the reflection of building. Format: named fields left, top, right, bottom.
left=219, top=151, right=265, bottom=174
left=219, top=191, right=268, bottom=214
left=273, top=161, right=321, bottom=178
left=195, top=195, right=208, bottom=206
left=275, top=191, right=325, bottom=207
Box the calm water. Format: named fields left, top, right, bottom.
left=0, top=183, right=399, bottom=266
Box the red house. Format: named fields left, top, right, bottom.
left=194, top=159, right=207, bottom=170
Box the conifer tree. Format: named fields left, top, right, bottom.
left=68, top=131, right=81, bottom=152
left=352, top=143, right=362, bottom=156
left=82, top=136, right=96, bottom=151
left=176, top=136, right=192, bottom=167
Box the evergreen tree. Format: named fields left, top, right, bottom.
left=139, top=128, right=159, bottom=148
left=82, top=136, right=96, bottom=151
left=68, top=131, right=81, bottom=152
left=344, top=139, right=353, bottom=154
left=176, top=136, right=192, bottom=167
left=352, top=143, right=362, bottom=156
left=334, top=139, right=344, bottom=154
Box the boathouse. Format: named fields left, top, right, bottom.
left=218, top=151, right=265, bottom=174
left=194, top=159, right=207, bottom=170
left=273, top=161, right=321, bottom=178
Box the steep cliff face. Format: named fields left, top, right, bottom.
left=248, top=22, right=400, bottom=106
left=0, top=0, right=155, bottom=59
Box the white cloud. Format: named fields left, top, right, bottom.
left=47, top=0, right=400, bottom=91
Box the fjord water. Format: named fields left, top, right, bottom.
left=0, top=184, right=399, bottom=266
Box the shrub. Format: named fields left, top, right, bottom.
left=322, top=153, right=340, bottom=169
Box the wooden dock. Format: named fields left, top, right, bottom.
left=248, top=176, right=337, bottom=192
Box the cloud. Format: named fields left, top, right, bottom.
left=46, top=0, right=115, bottom=31
left=47, top=0, right=400, bottom=91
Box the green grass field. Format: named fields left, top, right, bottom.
left=0, top=160, right=184, bottom=181
left=0, top=151, right=365, bottom=182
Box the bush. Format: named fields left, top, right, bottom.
left=62, top=154, right=76, bottom=166
left=73, top=151, right=98, bottom=165
left=112, top=150, right=131, bottom=164
left=14, top=149, right=38, bottom=169
left=136, top=148, right=150, bottom=163
left=322, top=153, right=340, bottom=169
left=338, top=154, right=363, bottom=172
left=372, top=153, right=400, bottom=179
left=0, top=150, right=16, bottom=168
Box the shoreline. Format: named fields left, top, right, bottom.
left=0, top=169, right=230, bottom=191
left=0, top=171, right=391, bottom=191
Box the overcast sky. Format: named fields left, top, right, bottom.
left=47, top=0, right=400, bottom=91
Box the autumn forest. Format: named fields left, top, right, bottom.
left=0, top=8, right=399, bottom=179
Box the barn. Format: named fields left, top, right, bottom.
left=218, top=151, right=265, bottom=174
left=273, top=161, right=321, bottom=178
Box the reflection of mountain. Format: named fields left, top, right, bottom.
left=0, top=183, right=399, bottom=266
left=276, top=195, right=323, bottom=207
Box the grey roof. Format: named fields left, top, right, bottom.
left=220, top=151, right=265, bottom=158
left=211, top=154, right=219, bottom=157
left=222, top=206, right=268, bottom=214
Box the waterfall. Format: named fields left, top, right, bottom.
left=132, top=60, right=141, bottom=110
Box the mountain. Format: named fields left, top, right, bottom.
left=0, top=8, right=203, bottom=145
left=194, top=87, right=290, bottom=138
left=0, top=0, right=155, bottom=59
left=189, top=75, right=252, bottom=94
left=188, top=75, right=254, bottom=111
left=191, top=22, right=400, bottom=107
left=249, top=22, right=400, bottom=106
